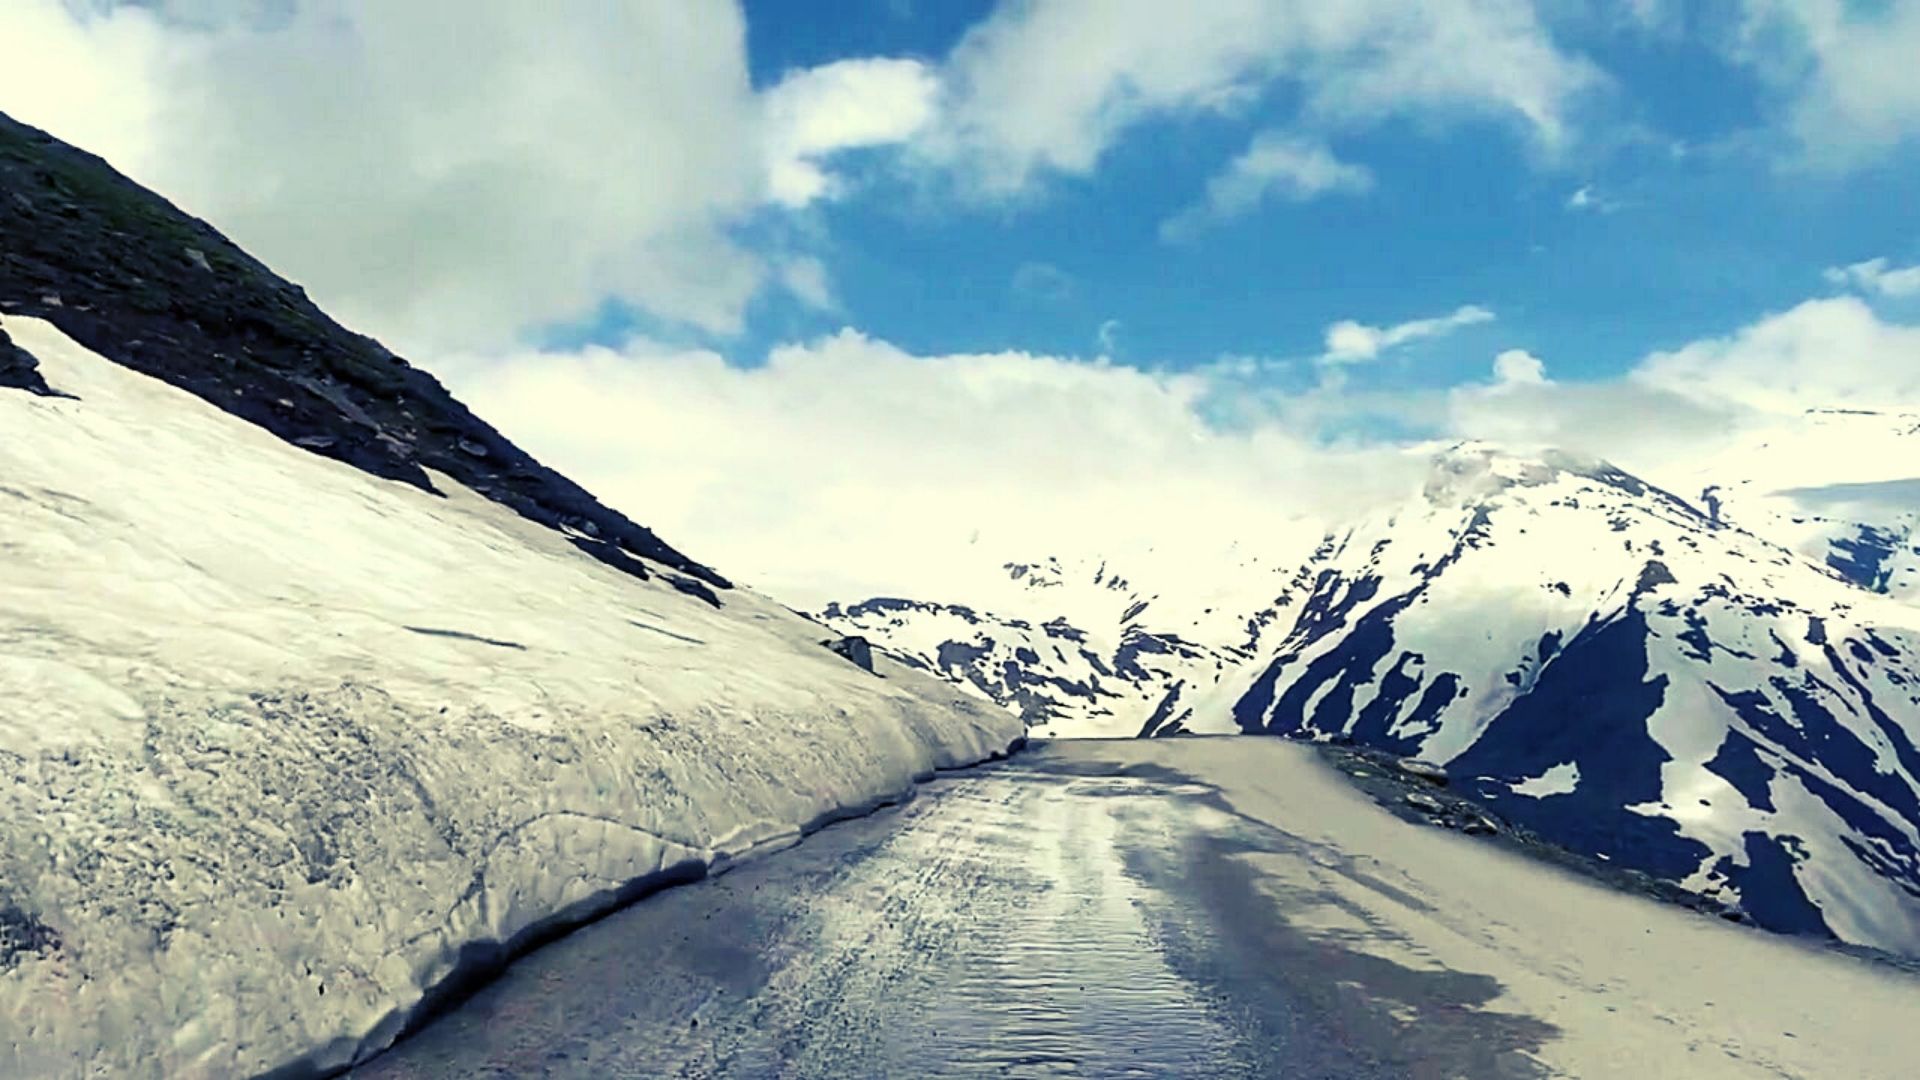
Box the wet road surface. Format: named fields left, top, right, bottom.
left=352, top=742, right=1556, bottom=1079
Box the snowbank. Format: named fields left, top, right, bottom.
left=0, top=315, right=1023, bottom=1078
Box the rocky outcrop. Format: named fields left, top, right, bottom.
left=823, top=634, right=877, bottom=673
left=0, top=324, right=64, bottom=397
left=0, top=110, right=722, bottom=590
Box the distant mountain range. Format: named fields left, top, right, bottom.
left=819, top=428, right=1920, bottom=957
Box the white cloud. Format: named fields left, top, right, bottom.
left=917, top=0, right=1600, bottom=196
left=12, top=0, right=1919, bottom=615
left=776, top=256, right=837, bottom=311
left=1735, top=0, right=1920, bottom=165
left=0, top=1, right=168, bottom=177
left=1442, top=296, right=1920, bottom=486
left=0, top=1, right=779, bottom=354
left=0, top=3, right=943, bottom=355
left=1492, top=348, right=1548, bottom=385
left=440, top=330, right=1417, bottom=603
left=1320, top=305, right=1496, bottom=366
left=763, top=56, right=939, bottom=207
left=1565, top=184, right=1620, bottom=212
left=1825, top=257, right=1920, bottom=299
left=1097, top=319, right=1123, bottom=356
left=1620, top=0, right=1681, bottom=34
left=1444, top=374, right=1749, bottom=480
left=1348, top=292, right=1920, bottom=489
left=1010, top=261, right=1076, bottom=303
left=430, top=288, right=1920, bottom=606
left=1160, top=132, right=1373, bottom=241
left=1634, top=295, right=1920, bottom=413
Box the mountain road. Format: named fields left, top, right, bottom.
left=351, top=738, right=1920, bottom=1079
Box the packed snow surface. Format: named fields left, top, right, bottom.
left=0, top=316, right=1021, bottom=1078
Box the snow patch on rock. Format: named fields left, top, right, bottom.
left=1512, top=762, right=1581, bottom=799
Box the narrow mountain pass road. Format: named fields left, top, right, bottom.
left=354, top=739, right=1920, bottom=1079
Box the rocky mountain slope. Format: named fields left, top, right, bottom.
left=0, top=111, right=719, bottom=592
left=822, top=443, right=1920, bottom=958
left=0, top=113, right=1022, bottom=1079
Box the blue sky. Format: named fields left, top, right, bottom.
left=695, top=0, right=1920, bottom=393
left=12, top=0, right=1916, bottom=390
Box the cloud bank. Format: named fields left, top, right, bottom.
left=0, top=1, right=934, bottom=354
left=1737, top=0, right=1920, bottom=166
left=764, top=57, right=940, bottom=208
left=919, top=0, right=1599, bottom=197
left=434, top=289, right=1920, bottom=603
left=438, top=331, right=1417, bottom=603
left=1826, top=258, right=1920, bottom=299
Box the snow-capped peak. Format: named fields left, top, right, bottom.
left=822, top=439, right=1920, bottom=957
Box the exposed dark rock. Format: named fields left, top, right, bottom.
left=1112, top=627, right=1205, bottom=681
left=0, top=324, right=71, bottom=398
left=1318, top=742, right=1809, bottom=935
left=626, top=619, right=704, bottom=645
left=1703, top=728, right=1778, bottom=813
left=1137, top=680, right=1190, bottom=738
left=1042, top=617, right=1087, bottom=643
left=1634, top=560, right=1677, bottom=595
left=1712, top=832, right=1832, bottom=939
left=1449, top=608, right=1712, bottom=883
left=823, top=597, right=979, bottom=626
left=1403, top=791, right=1445, bottom=814
left=1828, top=526, right=1901, bottom=593
left=0, top=904, right=60, bottom=973
left=0, top=110, right=725, bottom=593
left=663, top=574, right=723, bottom=609
left=822, top=635, right=877, bottom=674
left=1396, top=759, right=1449, bottom=786
left=820, top=591, right=1240, bottom=730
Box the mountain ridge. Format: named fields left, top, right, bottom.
left=0, top=109, right=725, bottom=592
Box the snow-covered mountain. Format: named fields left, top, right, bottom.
left=0, top=112, right=1021, bottom=1078
left=820, top=553, right=1275, bottom=738
left=822, top=442, right=1920, bottom=957
left=1669, top=408, right=1920, bottom=604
